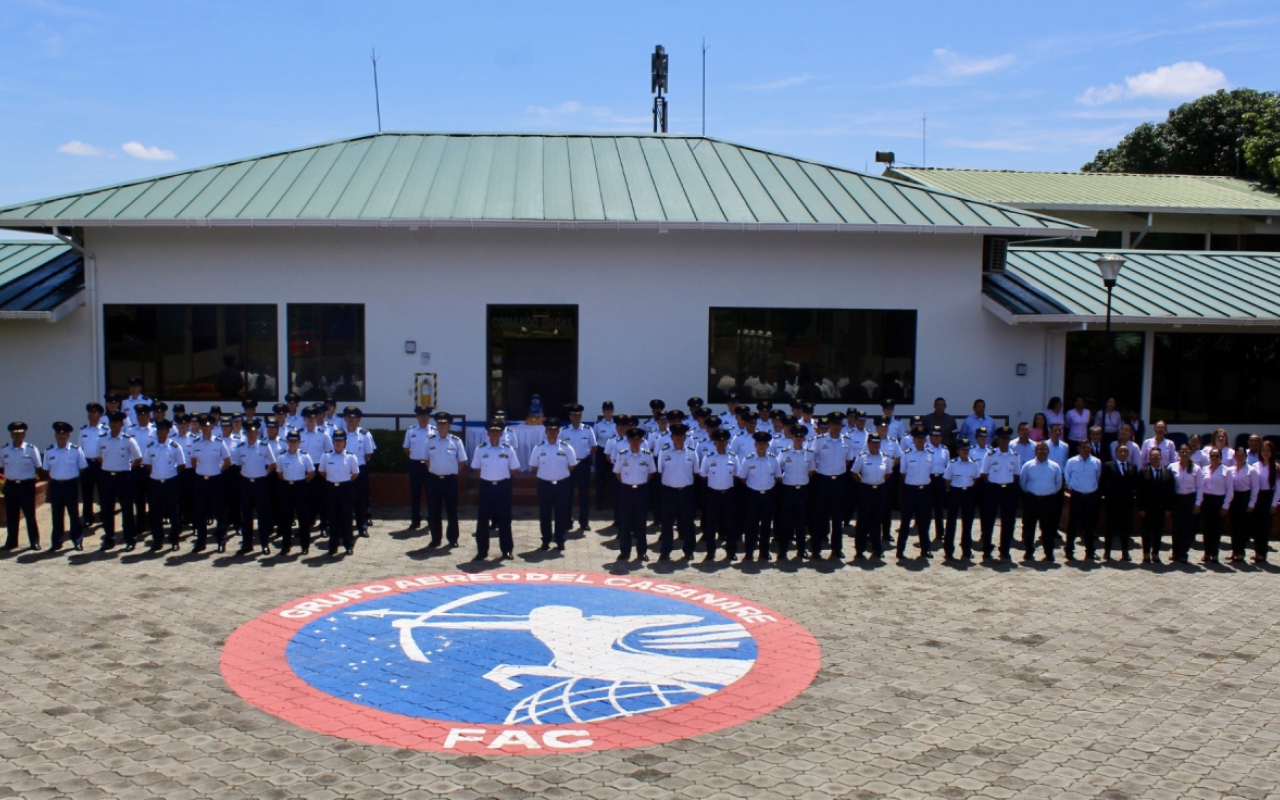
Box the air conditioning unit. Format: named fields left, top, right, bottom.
left=984, top=237, right=1009, bottom=273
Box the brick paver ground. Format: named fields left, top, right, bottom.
left=3, top=504, right=1280, bottom=800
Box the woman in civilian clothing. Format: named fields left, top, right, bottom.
left=1064, top=396, right=1091, bottom=450
left=1187, top=435, right=1209, bottom=469
left=1204, top=429, right=1235, bottom=468
left=1044, top=397, right=1065, bottom=432
left=1169, top=445, right=1203, bottom=564
left=1028, top=412, right=1047, bottom=443
left=1228, top=446, right=1258, bottom=564
left=1095, top=398, right=1121, bottom=448
left=1199, top=448, right=1233, bottom=565
left=1254, top=440, right=1277, bottom=565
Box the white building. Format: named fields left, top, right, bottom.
left=12, top=132, right=1265, bottom=439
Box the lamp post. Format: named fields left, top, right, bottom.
left=1093, top=254, right=1126, bottom=414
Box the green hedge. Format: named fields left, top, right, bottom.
left=366, top=429, right=410, bottom=474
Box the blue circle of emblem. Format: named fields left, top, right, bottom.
left=286, top=584, right=760, bottom=725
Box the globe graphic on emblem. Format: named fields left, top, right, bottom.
left=286, top=584, right=759, bottom=726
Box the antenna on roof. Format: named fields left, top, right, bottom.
left=922, top=113, right=927, bottom=168
left=701, top=38, right=709, bottom=137
left=652, top=45, right=669, bottom=133
left=371, top=48, right=383, bottom=133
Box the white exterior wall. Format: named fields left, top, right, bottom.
left=57, top=226, right=1053, bottom=428
left=0, top=305, right=94, bottom=436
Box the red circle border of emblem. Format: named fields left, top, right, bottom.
left=221, top=570, right=821, bottom=754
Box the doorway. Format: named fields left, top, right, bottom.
left=486, top=305, right=578, bottom=422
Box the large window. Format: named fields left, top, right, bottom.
left=1151, top=333, right=1280, bottom=423
left=288, top=304, right=366, bottom=402
left=104, top=304, right=278, bottom=400
left=1063, top=331, right=1145, bottom=415
left=709, top=308, right=917, bottom=404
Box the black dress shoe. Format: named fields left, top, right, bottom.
left=472, top=554, right=488, bottom=562
left=657, top=554, right=671, bottom=562
left=356, top=531, right=368, bottom=538
left=123, top=543, right=136, bottom=552
left=408, top=521, right=421, bottom=530
left=216, top=543, right=226, bottom=553
left=237, top=548, right=254, bottom=556
left=301, top=546, right=310, bottom=555
left=538, top=543, right=551, bottom=551
left=169, top=544, right=179, bottom=552
left=328, top=549, right=339, bottom=558
left=502, top=551, right=514, bottom=559
left=555, top=543, right=565, bottom=552
left=31, top=543, right=43, bottom=551
left=428, top=539, right=441, bottom=549
left=74, top=542, right=84, bottom=551
left=261, top=546, right=271, bottom=556
left=345, top=548, right=354, bottom=555
left=193, top=543, right=206, bottom=552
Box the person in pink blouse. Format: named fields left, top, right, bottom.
left=1228, top=446, right=1258, bottom=564
left=1198, top=448, right=1233, bottom=565
left=1064, top=396, right=1091, bottom=448
left=1169, top=445, right=1203, bottom=564
left=1094, top=397, right=1121, bottom=447
left=1139, top=422, right=1178, bottom=469
left=1028, top=412, right=1047, bottom=442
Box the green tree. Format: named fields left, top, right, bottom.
left=1082, top=89, right=1277, bottom=178
left=1243, top=99, right=1280, bottom=189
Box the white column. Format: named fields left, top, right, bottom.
left=1140, top=329, right=1155, bottom=423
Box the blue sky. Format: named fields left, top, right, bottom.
left=2, top=0, right=1277, bottom=210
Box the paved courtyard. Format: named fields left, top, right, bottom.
left=3, top=505, right=1280, bottom=800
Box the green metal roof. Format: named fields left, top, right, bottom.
left=0, top=241, right=84, bottom=321
left=983, top=247, right=1280, bottom=326
left=887, top=168, right=1280, bottom=215
left=0, top=133, right=1086, bottom=235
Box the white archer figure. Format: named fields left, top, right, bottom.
left=349, top=590, right=754, bottom=697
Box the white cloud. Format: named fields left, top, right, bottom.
left=57, top=139, right=106, bottom=156
left=523, top=101, right=648, bottom=128
left=122, top=140, right=176, bottom=160
left=1078, top=61, right=1228, bottom=105
left=934, top=49, right=1017, bottom=78
left=904, top=49, right=1016, bottom=86
left=747, top=74, right=813, bottom=91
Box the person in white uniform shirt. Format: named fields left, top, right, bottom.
left=943, top=438, right=982, bottom=562
left=341, top=407, right=376, bottom=538
left=234, top=419, right=277, bottom=555
left=129, top=404, right=157, bottom=537
left=850, top=434, right=893, bottom=560
left=275, top=430, right=316, bottom=556
left=1227, top=445, right=1259, bottom=564
left=43, top=421, right=86, bottom=551
left=529, top=419, right=578, bottom=552
left=121, top=375, right=152, bottom=428
left=698, top=428, right=737, bottom=562
left=1199, top=448, right=1233, bottom=565
left=403, top=405, right=438, bottom=531
left=79, top=402, right=109, bottom=527
left=471, top=422, right=520, bottom=561
left=273, top=430, right=313, bottom=555
left=897, top=425, right=935, bottom=560
left=981, top=426, right=1022, bottom=561
left=299, top=407, right=334, bottom=535
left=143, top=419, right=186, bottom=552
left=318, top=430, right=360, bottom=557
left=99, top=411, right=144, bottom=551
left=735, top=431, right=782, bottom=563
left=561, top=403, right=597, bottom=531
left=424, top=412, right=467, bottom=549
left=776, top=425, right=815, bottom=561
left=656, top=423, right=699, bottom=562
left=188, top=413, right=231, bottom=553
left=613, top=427, right=657, bottom=562
left=592, top=401, right=618, bottom=519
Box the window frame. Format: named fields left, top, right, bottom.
left=286, top=303, right=368, bottom=403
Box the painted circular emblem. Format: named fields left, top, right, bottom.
left=222, top=571, right=820, bottom=753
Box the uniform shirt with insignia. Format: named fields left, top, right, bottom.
left=45, top=443, right=86, bottom=480
left=530, top=441, right=578, bottom=481
left=263, top=435, right=286, bottom=460
left=698, top=450, right=738, bottom=490
left=1, top=442, right=42, bottom=479
left=129, top=423, right=157, bottom=454
left=188, top=437, right=231, bottom=477
left=813, top=434, right=853, bottom=476
left=728, top=430, right=760, bottom=462
left=591, top=418, right=617, bottom=448
left=300, top=428, right=333, bottom=464
left=779, top=446, right=815, bottom=486
left=851, top=452, right=893, bottom=485
left=402, top=423, right=437, bottom=461
left=319, top=451, right=361, bottom=483
left=737, top=452, right=782, bottom=491
left=277, top=451, right=316, bottom=481
left=79, top=422, right=109, bottom=459
left=657, top=445, right=699, bottom=488
left=426, top=434, right=467, bottom=475
left=928, top=445, right=951, bottom=475
left=900, top=448, right=934, bottom=486
left=145, top=439, right=187, bottom=481
left=981, top=448, right=1022, bottom=485
left=233, top=440, right=277, bottom=479
left=471, top=442, right=520, bottom=481
left=944, top=456, right=981, bottom=488
left=613, top=448, right=657, bottom=485
left=560, top=423, right=597, bottom=461
left=342, top=427, right=376, bottom=466
left=100, top=434, right=143, bottom=472
left=121, top=393, right=153, bottom=426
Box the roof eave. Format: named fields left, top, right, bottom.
left=983, top=299, right=1280, bottom=329
left=0, top=218, right=1091, bottom=237
left=1004, top=203, right=1280, bottom=216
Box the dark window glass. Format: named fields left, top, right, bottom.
left=1151, top=333, right=1280, bottom=424
left=1062, top=331, right=1145, bottom=416
left=1013, top=231, right=1123, bottom=250
left=103, top=305, right=278, bottom=401
left=708, top=308, right=917, bottom=404
left=287, top=304, right=366, bottom=402
left=1136, top=232, right=1207, bottom=251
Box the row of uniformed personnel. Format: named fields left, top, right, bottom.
left=1, top=389, right=389, bottom=557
